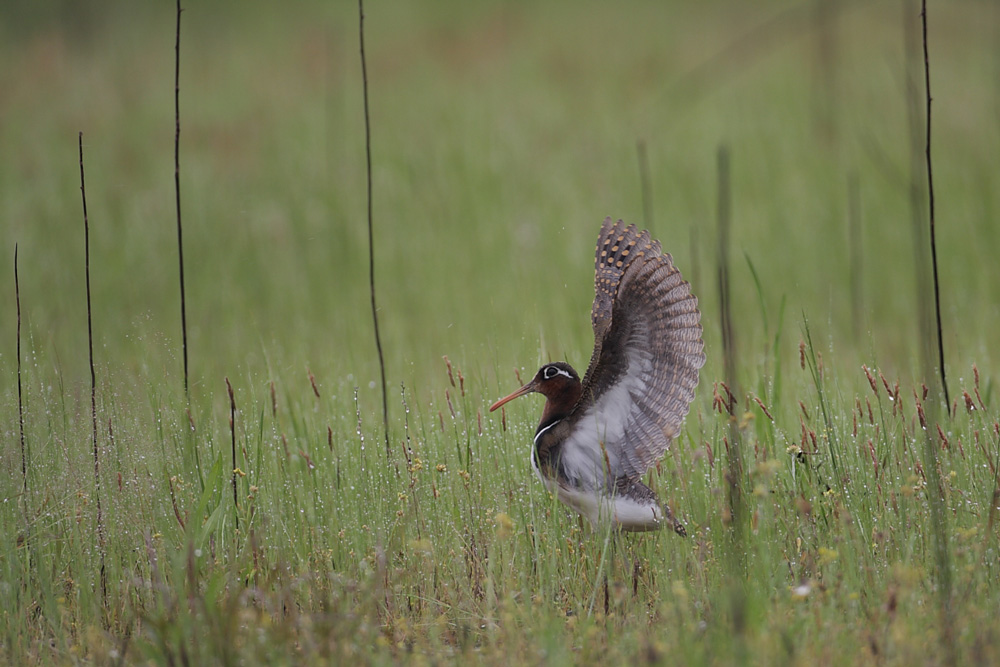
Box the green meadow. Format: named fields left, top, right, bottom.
left=2, top=1, right=999, bottom=663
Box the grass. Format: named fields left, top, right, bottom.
left=2, top=0, right=1000, bottom=663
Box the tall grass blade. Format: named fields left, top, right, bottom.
left=79, top=131, right=107, bottom=610
left=15, top=245, right=27, bottom=496
left=15, top=243, right=32, bottom=573
left=921, top=2, right=955, bottom=662
left=903, top=0, right=935, bottom=386
left=358, top=0, right=391, bottom=464
left=920, top=0, right=949, bottom=408
left=226, top=377, right=239, bottom=532
left=174, top=0, right=190, bottom=396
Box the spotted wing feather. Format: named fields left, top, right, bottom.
left=571, top=217, right=705, bottom=483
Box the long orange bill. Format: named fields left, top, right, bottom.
left=489, top=381, right=536, bottom=412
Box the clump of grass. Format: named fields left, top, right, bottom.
left=4, top=351, right=1000, bottom=663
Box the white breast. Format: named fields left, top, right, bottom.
left=546, top=482, right=664, bottom=531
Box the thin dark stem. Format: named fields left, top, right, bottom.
left=921, top=5, right=954, bottom=664
left=358, top=0, right=391, bottom=462
left=226, top=378, right=239, bottom=531
left=636, top=139, right=654, bottom=228
left=921, top=0, right=949, bottom=408
left=16, top=245, right=26, bottom=496
left=79, top=132, right=106, bottom=607
left=903, top=0, right=934, bottom=386
left=16, top=244, right=31, bottom=572
left=175, top=0, right=189, bottom=396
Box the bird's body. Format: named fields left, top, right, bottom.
left=491, top=218, right=705, bottom=533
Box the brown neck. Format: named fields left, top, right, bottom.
left=537, top=381, right=582, bottom=432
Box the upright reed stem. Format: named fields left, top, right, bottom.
left=16, top=245, right=27, bottom=496
left=920, top=4, right=954, bottom=664
left=358, top=0, right=391, bottom=462
left=921, top=0, right=949, bottom=408
left=903, top=0, right=934, bottom=389
left=174, top=0, right=190, bottom=396
left=79, top=132, right=107, bottom=607
left=226, top=377, right=239, bottom=531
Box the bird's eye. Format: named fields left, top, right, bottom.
left=543, top=366, right=559, bottom=380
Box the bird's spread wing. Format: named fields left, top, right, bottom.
left=564, top=217, right=705, bottom=486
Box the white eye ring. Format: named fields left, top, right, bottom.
left=543, top=366, right=559, bottom=379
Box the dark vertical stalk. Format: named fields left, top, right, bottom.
left=174, top=0, right=189, bottom=396
left=636, top=139, right=654, bottom=228
left=903, top=0, right=934, bottom=385
left=716, top=144, right=746, bottom=655
left=847, top=171, right=863, bottom=342
left=921, top=0, right=949, bottom=408
left=920, top=3, right=955, bottom=664
left=226, top=377, right=239, bottom=531
left=16, top=245, right=32, bottom=572
left=358, top=0, right=391, bottom=462
left=16, top=245, right=27, bottom=496
left=79, top=132, right=107, bottom=607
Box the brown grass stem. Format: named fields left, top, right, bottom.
left=174, top=0, right=190, bottom=396
left=399, top=383, right=423, bottom=541
left=358, top=0, right=391, bottom=464
left=79, top=132, right=107, bottom=608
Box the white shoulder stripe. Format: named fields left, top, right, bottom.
left=533, top=419, right=561, bottom=447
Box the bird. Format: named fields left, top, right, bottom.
left=490, top=217, right=705, bottom=534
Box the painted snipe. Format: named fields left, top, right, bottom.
left=491, top=217, right=705, bottom=534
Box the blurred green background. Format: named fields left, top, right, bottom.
left=1, top=0, right=998, bottom=411
left=3, top=2, right=1000, bottom=662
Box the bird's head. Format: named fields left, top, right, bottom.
left=490, top=362, right=582, bottom=418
